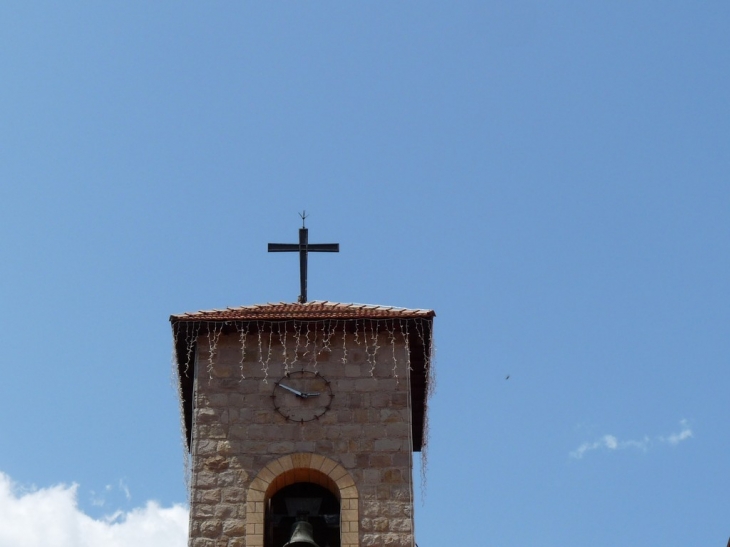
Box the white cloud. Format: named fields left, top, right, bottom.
left=0, top=472, right=188, bottom=547
left=660, top=419, right=693, bottom=445
left=570, top=420, right=692, bottom=459
left=118, top=480, right=132, bottom=502
left=89, top=480, right=133, bottom=509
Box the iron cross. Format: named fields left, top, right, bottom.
left=268, top=212, right=339, bottom=303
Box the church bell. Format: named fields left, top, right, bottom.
left=283, top=518, right=320, bottom=547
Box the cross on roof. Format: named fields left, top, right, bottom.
left=268, top=212, right=339, bottom=303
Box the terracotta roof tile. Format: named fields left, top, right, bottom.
left=170, top=300, right=435, bottom=322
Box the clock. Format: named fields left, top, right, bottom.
left=272, top=369, right=333, bottom=422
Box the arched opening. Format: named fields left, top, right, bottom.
left=266, top=482, right=340, bottom=547
left=246, top=453, right=359, bottom=547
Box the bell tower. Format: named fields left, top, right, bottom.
left=171, top=301, right=435, bottom=547
left=171, top=218, right=434, bottom=546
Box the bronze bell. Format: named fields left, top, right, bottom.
left=283, top=519, right=320, bottom=547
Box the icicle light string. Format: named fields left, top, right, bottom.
left=367, top=319, right=380, bottom=376
left=256, top=321, right=273, bottom=383
left=206, top=322, right=223, bottom=380
left=425, top=326, right=436, bottom=398
left=301, top=322, right=310, bottom=361
left=174, top=318, right=431, bottom=380
left=170, top=327, right=192, bottom=492
left=386, top=320, right=398, bottom=382
left=255, top=322, right=263, bottom=380
left=321, top=320, right=335, bottom=353
left=237, top=322, right=250, bottom=380
left=292, top=321, right=302, bottom=368
left=340, top=324, right=348, bottom=364
left=184, top=322, right=200, bottom=375
left=401, top=320, right=412, bottom=371
left=361, top=322, right=367, bottom=365
left=281, top=323, right=291, bottom=373
left=266, top=326, right=274, bottom=380
left=369, top=319, right=379, bottom=346
left=310, top=322, right=316, bottom=360
left=414, top=319, right=427, bottom=364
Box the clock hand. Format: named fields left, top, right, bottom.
left=301, top=392, right=321, bottom=397
left=277, top=383, right=304, bottom=397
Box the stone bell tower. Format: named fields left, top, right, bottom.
left=170, top=301, right=435, bottom=547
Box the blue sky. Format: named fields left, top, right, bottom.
left=0, top=3, right=728, bottom=546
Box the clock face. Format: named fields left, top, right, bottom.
left=272, top=369, right=333, bottom=422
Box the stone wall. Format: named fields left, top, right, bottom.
left=189, top=326, right=415, bottom=547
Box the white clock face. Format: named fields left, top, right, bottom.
left=272, top=369, right=333, bottom=422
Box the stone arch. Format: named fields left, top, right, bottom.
left=245, top=453, right=359, bottom=547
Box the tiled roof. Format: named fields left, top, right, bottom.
left=170, top=300, right=435, bottom=322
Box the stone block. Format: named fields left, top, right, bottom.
left=213, top=504, right=237, bottom=520
left=197, top=439, right=218, bottom=455
left=195, top=504, right=216, bottom=518
left=374, top=391, right=397, bottom=408
left=355, top=378, right=379, bottom=391
left=210, top=364, right=232, bottom=378
left=389, top=485, right=411, bottom=501
left=269, top=441, right=295, bottom=454
left=293, top=440, right=316, bottom=452
left=369, top=453, right=392, bottom=467
left=314, top=440, right=334, bottom=453
left=207, top=393, right=229, bottom=407
left=389, top=518, right=412, bottom=533
left=222, top=520, right=245, bottom=536
left=221, top=487, right=245, bottom=503
left=392, top=452, right=410, bottom=467
left=374, top=438, right=402, bottom=452
left=200, top=520, right=222, bottom=538
left=203, top=455, right=229, bottom=472
left=382, top=468, right=403, bottom=484
left=194, top=488, right=221, bottom=503
left=301, top=424, right=323, bottom=441
left=386, top=422, right=409, bottom=438
left=363, top=469, right=380, bottom=485
left=334, top=378, right=355, bottom=392
left=195, top=471, right=218, bottom=489
left=253, top=410, right=273, bottom=424
left=338, top=453, right=356, bottom=469
left=362, top=501, right=379, bottom=517
left=363, top=424, right=386, bottom=440
left=372, top=517, right=389, bottom=532
left=380, top=408, right=404, bottom=423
